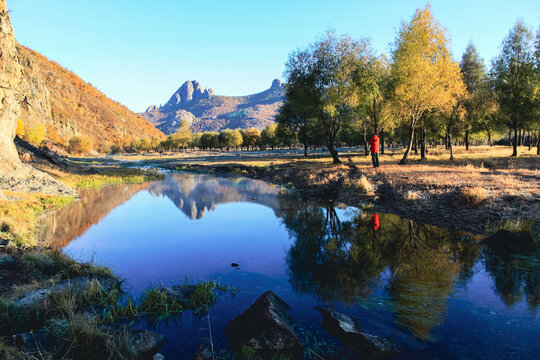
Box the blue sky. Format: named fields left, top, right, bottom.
left=8, top=0, right=540, bottom=112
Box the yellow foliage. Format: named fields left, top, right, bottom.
left=26, top=122, right=46, bottom=147
left=15, top=119, right=25, bottom=138
left=46, top=124, right=64, bottom=145
left=392, top=4, right=466, bottom=120
left=68, top=135, right=94, bottom=155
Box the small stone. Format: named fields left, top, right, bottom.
left=0, top=253, right=14, bottom=266
left=316, top=307, right=400, bottom=359
left=154, top=353, right=166, bottom=360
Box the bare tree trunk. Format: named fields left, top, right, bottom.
left=380, top=129, right=385, bottom=155
left=512, top=122, right=518, bottom=157
left=400, top=120, right=416, bottom=165
left=465, top=130, right=470, bottom=151
left=449, top=133, right=454, bottom=160
left=362, top=120, right=369, bottom=156
left=327, top=142, right=341, bottom=164
left=420, top=124, right=427, bottom=160
left=304, top=142, right=308, bottom=157
left=488, top=131, right=492, bottom=146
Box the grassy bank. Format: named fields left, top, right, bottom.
left=0, top=169, right=162, bottom=249
left=0, top=249, right=234, bottom=359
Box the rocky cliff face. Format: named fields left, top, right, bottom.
left=0, top=2, right=25, bottom=171
left=141, top=79, right=283, bottom=134
left=0, top=0, right=73, bottom=196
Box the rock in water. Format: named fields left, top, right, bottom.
left=123, top=329, right=166, bottom=359
left=0, top=253, right=15, bottom=266
left=225, top=290, right=303, bottom=359
left=316, top=307, right=400, bottom=360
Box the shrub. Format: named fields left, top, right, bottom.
left=26, top=122, right=46, bottom=146
left=355, top=176, right=374, bottom=194
left=68, top=135, right=94, bottom=155
left=456, top=186, right=488, bottom=207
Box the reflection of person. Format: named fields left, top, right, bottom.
left=368, top=134, right=380, bottom=168
left=372, top=214, right=380, bottom=231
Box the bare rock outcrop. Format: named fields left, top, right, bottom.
left=0, top=0, right=73, bottom=196
left=142, top=79, right=283, bottom=134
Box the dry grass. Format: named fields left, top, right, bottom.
left=456, top=186, right=489, bottom=207
left=355, top=175, right=374, bottom=194
left=0, top=193, right=74, bottom=247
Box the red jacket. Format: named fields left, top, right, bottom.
left=368, top=135, right=380, bottom=153
left=372, top=214, right=380, bottom=231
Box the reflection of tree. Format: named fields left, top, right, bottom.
left=482, top=247, right=540, bottom=312
left=280, top=196, right=483, bottom=340
left=41, top=183, right=150, bottom=248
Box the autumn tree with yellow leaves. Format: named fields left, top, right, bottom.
left=391, top=4, right=466, bottom=164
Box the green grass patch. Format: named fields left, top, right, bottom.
left=73, top=173, right=163, bottom=189
left=22, top=249, right=115, bottom=280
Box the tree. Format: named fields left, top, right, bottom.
left=261, top=123, right=279, bottom=149
left=357, top=54, right=394, bottom=154
left=68, top=135, right=93, bottom=155
left=199, top=132, right=219, bottom=150
left=460, top=42, right=486, bottom=150
left=219, top=129, right=243, bottom=150
left=533, top=26, right=540, bottom=155
left=171, top=118, right=192, bottom=150
left=240, top=128, right=261, bottom=150
left=391, top=4, right=466, bottom=164
left=492, top=20, right=536, bottom=157
left=282, top=31, right=369, bottom=163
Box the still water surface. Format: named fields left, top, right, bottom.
left=40, top=173, right=539, bottom=359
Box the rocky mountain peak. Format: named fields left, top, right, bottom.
left=164, top=80, right=213, bottom=109
left=271, top=79, right=283, bottom=89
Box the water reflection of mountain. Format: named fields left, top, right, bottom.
left=277, top=198, right=539, bottom=340
left=41, top=183, right=150, bottom=248
left=147, top=173, right=282, bottom=220
left=41, top=173, right=285, bottom=248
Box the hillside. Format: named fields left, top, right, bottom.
left=141, top=79, right=283, bottom=134
left=17, top=45, right=164, bottom=149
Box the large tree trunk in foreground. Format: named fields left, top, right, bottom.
left=420, top=125, right=427, bottom=160
left=380, top=129, right=385, bottom=155
left=400, top=122, right=416, bottom=165
left=448, top=133, right=454, bottom=160
left=327, top=142, right=341, bottom=164
left=512, top=122, right=518, bottom=157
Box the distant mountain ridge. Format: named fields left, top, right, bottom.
left=141, top=79, right=284, bottom=134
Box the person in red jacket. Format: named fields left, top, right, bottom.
left=371, top=213, right=380, bottom=231
left=368, top=134, right=380, bottom=168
